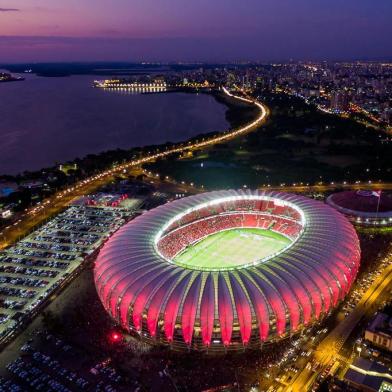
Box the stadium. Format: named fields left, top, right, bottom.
left=327, top=190, right=392, bottom=226
left=94, top=190, right=360, bottom=353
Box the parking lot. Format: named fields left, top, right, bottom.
left=1, top=329, right=134, bottom=392
left=0, top=202, right=136, bottom=345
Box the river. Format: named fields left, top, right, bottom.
left=0, top=74, right=229, bottom=175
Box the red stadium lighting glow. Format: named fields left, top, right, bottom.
left=109, top=331, right=122, bottom=343
left=95, top=190, right=360, bottom=353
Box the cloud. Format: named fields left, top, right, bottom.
left=0, top=34, right=391, bottom=63
left=0, top=8, right=19, bottom=12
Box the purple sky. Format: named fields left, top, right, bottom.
left=1, top=0, right=391, bottom=62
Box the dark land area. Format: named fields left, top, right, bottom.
left=144, top=92, right=391, bottom=189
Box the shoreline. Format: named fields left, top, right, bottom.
left=0, top=88, right=251, bottom=178
left=0, top=89, right=267, bottom=250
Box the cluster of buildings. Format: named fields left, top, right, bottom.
left=225, top=62, right=392, bottom=125
left=160, top=62, right=392, bottom=126
left=0, top=72, right=23, bottom=83
left=0, top=164, right=84, bottom=224
left=0, top=179, right=57, bottom=223
left=342, top=311, right=392, bottom=391
left=365, top=313, right=392, bottom=353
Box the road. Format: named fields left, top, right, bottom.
left=2, top=83, right=392, bottom=250
left=0, top=87, right=268, bottom=250
left=272, top=182, right=392, bottom=193
left=1, top=86, right=392, bottom=389
left=287, top=249, right=392, bottom=392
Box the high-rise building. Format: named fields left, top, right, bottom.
left=330, top=91, right=350, bottom=111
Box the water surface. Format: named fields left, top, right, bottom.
left=0, top=74, right=229, bottom=175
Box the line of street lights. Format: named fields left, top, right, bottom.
left=0, top=88, right=267, bottom=248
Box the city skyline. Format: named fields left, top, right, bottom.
left=1, top=2, right=392, bottom=391
left=1, top=0, right=392, bottom=62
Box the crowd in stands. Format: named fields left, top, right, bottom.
left=166, top=198, right=302, bottom=233
left=158, top=207, right=303, bottom=259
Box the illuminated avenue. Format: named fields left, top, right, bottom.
left=0, top=88, right=269, bottom=348
left=1, top=0, right=392, bottom=390
left=287, top=250, right=392, bottom=391
left=0, top=80, right=391, bottom=392
left=0, top=87, right=268, bottom=250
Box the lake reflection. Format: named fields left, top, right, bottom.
left=0, top=74, right=228, bottom=175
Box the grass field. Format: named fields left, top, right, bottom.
left=173, top=228, right=291, bottom=270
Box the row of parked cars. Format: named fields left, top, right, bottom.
left=0, top=265, right=59, bottom=279
left=0, top=313, right=10, bottom=325
left=0, top=202, right=133, bottom=342
left=0, top=298, right=26, bottom=311
left=10, top=247, right=76, bottom=262
left=0, top=376, right=24, bottom=392
left=0, top=286, right=36, bottom=300
left=32, top=234, right=99, bottom=247
left=0, top=275, right=48, bottom=289
left=2, top=329, right=127, bottom=392
left=0, top=254, right=69, bottom=270
left=19, top=241, right=85, bottom=255
left=7, top=358, right=72, bottom=392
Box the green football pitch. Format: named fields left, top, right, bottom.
left=173, top=228, right=291, bottom=270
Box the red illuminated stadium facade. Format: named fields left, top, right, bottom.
left=94, top=190, right=360, bottom=353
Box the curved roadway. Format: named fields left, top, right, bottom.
left=0, top=88, right=268, bottom=250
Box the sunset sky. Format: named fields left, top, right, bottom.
left=1, top=0, right=391, bottom=62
